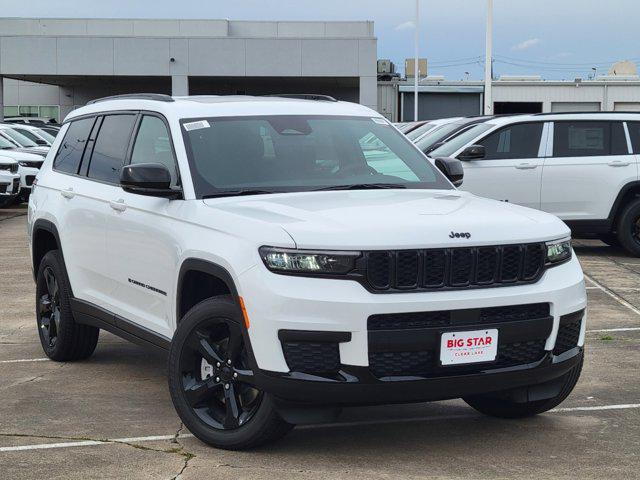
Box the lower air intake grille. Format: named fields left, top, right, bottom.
left=281, top=341, right=340, bottom=374
left=554, top=310, right=583, bottom=355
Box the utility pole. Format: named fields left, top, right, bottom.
left=484, top=0, right=493, bottom=115
left=414, top=0, right=420, bottom=121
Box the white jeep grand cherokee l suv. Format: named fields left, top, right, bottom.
left=28, top=94, right=586, bottom=450
left=428, top=112, right=640, bottom=255
left=0, top=156, right=20, bottom=207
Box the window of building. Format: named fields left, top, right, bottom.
left=87, top=114, right=136, bottom=184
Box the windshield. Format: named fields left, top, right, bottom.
left=35, top=128, right=56, bottom=143
left=1, top=128, right=38, bottom=148
left=429, top=123, right=493, bottom=158
left=0, top=136, right=16, bottom=149
left=181, top=115, right=452, bottom=197
left=406, top=122, right=436, bottom=141
left=415, top=122, right=471, bottom=151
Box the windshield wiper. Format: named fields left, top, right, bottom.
left=202, top=189, right=281, bottom=199
left=314, top=183, right=407, bottom=191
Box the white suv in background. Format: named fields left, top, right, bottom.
left=0, top=156, right=20, bottom=207
left=29, top=94, right=586, bottom=450
left=429, top=113, right=640, bottom=254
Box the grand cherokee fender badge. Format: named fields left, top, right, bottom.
left=449, top=231, right=471, bottom=239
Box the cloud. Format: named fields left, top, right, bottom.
left=394, top=21, right=415, bottom=31
left=511, top=38, right=541, bottom=51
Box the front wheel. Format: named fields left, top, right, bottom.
left=616, top=198, right=640, bottom=256
left=463, top=356, right=583, bottom=418
left=168, top=297, right=292, bottom=450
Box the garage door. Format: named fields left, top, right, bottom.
left=551, top=102, right=601, bottom=112
left=614, top=102, right=640, bottom=111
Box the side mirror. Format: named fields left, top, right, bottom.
left=120, top=163, right=181, bottom=199
left=434, top=157, right=464, bottom=187
left=458, top=144, right=485, bottom=161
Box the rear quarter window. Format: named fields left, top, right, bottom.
left=53, top=117, right=96, bottom=174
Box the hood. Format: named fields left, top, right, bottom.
left=8, top=147, right=47, bottom=157
left=204, top=190, right=569, bottom=250
left=0, top=149, right=44, bottom=161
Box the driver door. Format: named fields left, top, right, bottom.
left=106, top=114, right=182, bottom=337
left=459, top=122, right=546, bottom=210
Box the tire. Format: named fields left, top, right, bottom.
left=0, top=196, right=15, bottom=208
left=598, top=233, right=620, bottom=247
left=35, top=250, right=99, bottom=361
left=463, top=356, right=583, bottom=419
left=616, top=198, right=640, bottom=256
left=168, top=297, right=293, bottom=450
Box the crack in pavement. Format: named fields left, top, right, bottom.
left=169, top=423, right=195, bottom=480
left=1, top=361, right=67, bottom=390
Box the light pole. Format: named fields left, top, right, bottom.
left=484, top=0, right=493, bottom=115
left=414, top=0, right=420, bottom=121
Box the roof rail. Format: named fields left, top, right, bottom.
left=531, top=111, right=638, bottom=116
left=87, top=93, right=175, bottom=105
left=265, top=94, right=338, bottom=102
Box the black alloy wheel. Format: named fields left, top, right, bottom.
left=38, top=266, right=61, bottom=348
left=179, top=318, right=262, bottom=430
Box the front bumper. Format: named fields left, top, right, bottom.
left=18, top=166, right=38, bottom=191
left=253, top=348, right=583, bottom=406
left=239, top=255, right=586, bottom=373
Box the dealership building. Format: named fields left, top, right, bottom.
left=0, top=17, right=378, bottom=121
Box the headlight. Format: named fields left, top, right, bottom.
left=546, top=237, right=572, bottom=265
left=259, top=247, right=360, bottom=275
left=18, top=161, right=27, bottom=167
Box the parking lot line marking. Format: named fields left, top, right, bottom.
left=0, top=433, right=194, bottom=453
left=550, top=404, right=640, bottom=413
left=2, top=403, right=640, bottom=453
left=583, top=273, right=640, bottom=317
left=0, top=358, right=49, bottom=364
left=587, top=327, right=640, bottom=333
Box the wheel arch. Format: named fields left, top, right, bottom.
left=608, top=181, right=640, bottom=231
left=176, top=258, right=240, bottom=325
left=31, top=219, right=64, bottom=283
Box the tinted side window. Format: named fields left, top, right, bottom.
left=130, top=115, right=179, bottom=186
left=626, top=122, right=640, bottom=154
left=87, top=114, right=136, bottom=183
left=477, top=123, right=543, bottom=159
left=53, top=118, right=95, bottom=174
left=553, top=121, right=627, bottom=157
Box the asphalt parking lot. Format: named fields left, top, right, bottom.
left=1, top=206, right=639, bottom=480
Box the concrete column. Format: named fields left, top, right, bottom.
left=0, top=77, right=4, bottom=122
left=359, top=76, right=378, bottom=111
left=171, top=75, right=189, bottom=97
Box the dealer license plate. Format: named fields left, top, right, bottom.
left=440, top=329, right=499, bottom=366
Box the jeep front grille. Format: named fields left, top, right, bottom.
left=363, top=243, right=546, bottom=292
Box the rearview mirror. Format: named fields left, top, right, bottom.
left=458, top=144, right=485, bottom=161
left=434, top=157, right=464, bottom=187
left=120, top=163, right=181, bottom=199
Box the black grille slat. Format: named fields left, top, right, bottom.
left=364, top=243, right=546, bottom=293
left=369, top=311, right=451, bottom=330
left=396, top=251, right=419, bottom=288
left=423, top=250, right=446, bottom=287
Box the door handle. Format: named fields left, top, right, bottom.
left=109, top=199, right=127, bottom=212
left=515, top=163, right=537, bottom=170
left=60, top=188, right=75, bottom=199
left=608, top=160, right=631, bottom=167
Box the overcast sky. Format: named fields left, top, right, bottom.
left=2, top=0, right=638, bottom=80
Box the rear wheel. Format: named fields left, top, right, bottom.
left=36, top=250, right=99, bottom=361
left=617, top=198, right=640, bottom=256
left=168, top=297, right=292, bottom=450
left=463, top=356, right=583, bottom=418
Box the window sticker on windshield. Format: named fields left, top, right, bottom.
left=183, top=120, right=210, bottom=131
left=372, top=117, right=389, bottom=125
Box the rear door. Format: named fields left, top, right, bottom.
left=540, top=120, right=635, bottom=220
left=459, top=122, right=545, bottom=210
